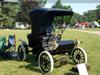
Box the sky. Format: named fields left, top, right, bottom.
left=45, top=3, right=100, bottom=15
left=46, top=0, right=100, bottom=3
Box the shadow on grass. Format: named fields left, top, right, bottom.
left=19, top=54, right=41, bottom=73
left=54, top=58, right=75, bottom=68
left=0, top=57, right=5, bottom=61
left=0, top=53, right=77, bottom=74
left=0, top=54, right=42, bottom=73
left=64, top=72, right=78, bottom=75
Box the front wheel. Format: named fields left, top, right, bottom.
left=18, top=45, right=27, bottom=60
left=38, top=51, right=54, bottom=74
left=72, top=47, right=87, bottom=64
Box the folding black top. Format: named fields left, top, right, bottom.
left=30, top=8, right=73, bottom=16
left=29, top=8, right=73, bottom=36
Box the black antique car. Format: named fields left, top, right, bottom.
left=18, top=8, right=87, bottom=73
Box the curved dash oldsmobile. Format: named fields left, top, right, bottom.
left=18, top=8, right=87, bottom=73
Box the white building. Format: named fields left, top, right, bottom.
left=15, top=22, right=29, bottom=29
left=3, top=0, right=19, bottom=2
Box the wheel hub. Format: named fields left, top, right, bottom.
left=76, top=54, right=81, bottom=60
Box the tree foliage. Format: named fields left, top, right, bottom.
left=52, top=0, right=72, bottom=10
left=52, top=1, right=100, bottom=26
left=83, top=10, right=96, bottom=22
left=95, top=5, right=100, bottom=20
left=0, top=3, right=19, bottom=28
left=16, top=0, right=47, bottom=25
left=1, top=1, right=99, bottom=28
left=51, top=0, right=73, bottom=26
left=70, top=13, right=82, bottom=25
left=70, top=10, right=96, bottom=25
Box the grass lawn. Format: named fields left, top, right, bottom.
left=0, top=29, right=100, bottom=75
left=85, top=28, right=100, bottom=31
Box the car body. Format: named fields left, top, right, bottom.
left=18, top=8, right=87, bottom=74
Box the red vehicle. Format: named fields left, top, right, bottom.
left=75, top=22, right=90, bottom=28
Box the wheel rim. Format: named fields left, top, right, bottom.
left=40, top=53, right=51, bottom=73
left=73, top=49, right=85, bottom=64
left=38, top=51, right=53, bottom=73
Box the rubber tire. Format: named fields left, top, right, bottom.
left=72, top=47, right=87, bottom=64
left=18, top=45, right=27, bottom=61
left=38, top=51, right=54, bottom=74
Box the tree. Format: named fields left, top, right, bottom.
left=69, top=13, right=84, bottom=25
left=96, top=5, right=100, bottom=9
left=95, top=5, right=100, bottom=20
left=83, top=10, right=96, bottom=22
left=70, top=9, right=97, bottom=26
left=52, top=0, right=72, bottom=10
left=1, top=3, right=19, bottom=28
left=16, top=0, right=47, bottom=26
left=51, top=0, right=73, bottom=26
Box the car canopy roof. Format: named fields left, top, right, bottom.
left=30, top=8, right=73, bottom=36
left=30, top=8, right=73, bottom=16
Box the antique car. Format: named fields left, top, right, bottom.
left=18, top=8, right=87, bottom=73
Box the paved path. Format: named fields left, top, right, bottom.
left=73, top=29, right=100, bottom=36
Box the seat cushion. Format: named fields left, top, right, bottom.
left=58, top=40, right=74, bottom=46
left=57, top=40, right=75, bottom=50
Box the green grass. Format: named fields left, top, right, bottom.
left=0, top=29, right=100, bottom=75
left=85, top=28, right=100, bottom=31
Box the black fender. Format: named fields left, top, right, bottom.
left=18, top=39, right=28, bottom=54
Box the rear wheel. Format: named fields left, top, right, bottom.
left=72, top=47, right=87, bottom=64
left=18, top=45, right=28, bottom=60
left=38, top=51, right=54, bottom=73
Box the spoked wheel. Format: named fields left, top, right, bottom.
left=18, top=45, right=27, bottom=61
left=38, top=51, right=54, bottom=74
left=72, top=47, right=87, bottom=64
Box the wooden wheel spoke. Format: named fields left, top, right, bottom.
left=39, top=51, right=54, bottom=73
left=72, top=48, right=87, bottom=64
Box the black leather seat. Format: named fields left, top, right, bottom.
left=57, top=40, right=75, bottom=50
left=58, top=40, right=74, bottom=46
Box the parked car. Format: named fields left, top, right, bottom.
left=18, top=8, right=87, bottom=73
